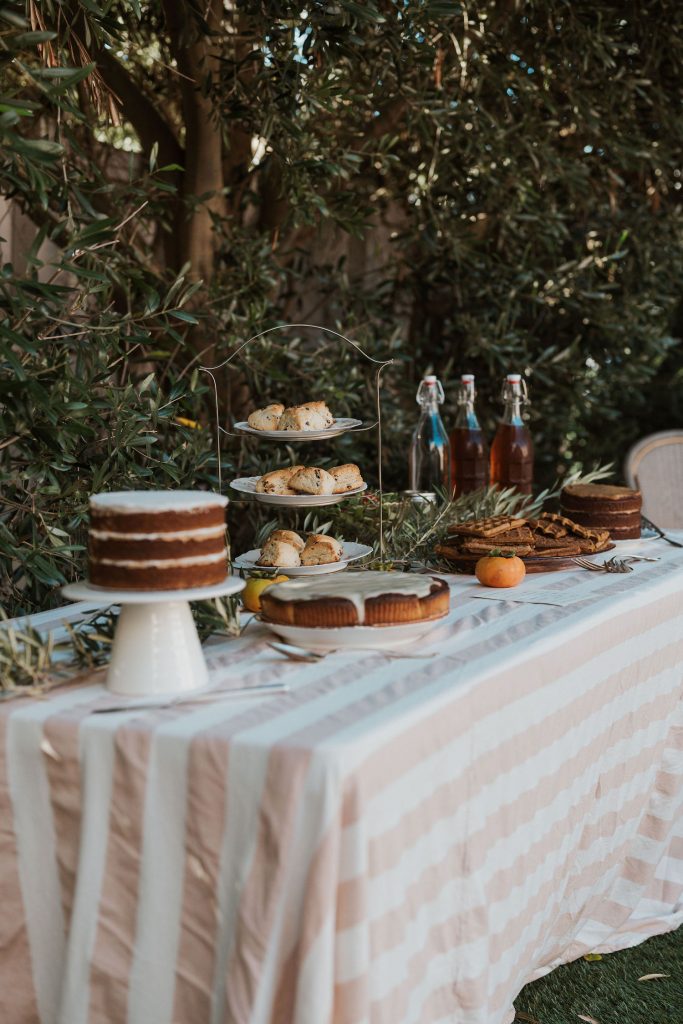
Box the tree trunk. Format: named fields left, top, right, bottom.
left=163, top=0, right=227, bottom=284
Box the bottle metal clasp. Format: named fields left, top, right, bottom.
left=416, top=376, right=445, bottom=404
left=500, top=375, right=530, bottom=404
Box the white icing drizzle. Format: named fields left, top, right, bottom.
left=90, top=525, right=226, bottom=541
left=90, top=490, right=227, bottom=513
left=265, top=570, right=435, bottom=624
left=91, top=552, right=226, bottom=569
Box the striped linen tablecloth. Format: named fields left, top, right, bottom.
left=2, top=539, right=683, bottom=1024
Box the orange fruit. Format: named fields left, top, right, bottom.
left=475, top=553, right=526, bottom=589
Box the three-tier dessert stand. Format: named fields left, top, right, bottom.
left=200, top=324, right=395, bottom=562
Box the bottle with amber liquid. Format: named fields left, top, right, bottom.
left=450, top=374, right=489, bottom=496
left=490, top=373, right=534, bottom=495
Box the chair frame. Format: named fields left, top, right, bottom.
left=624, top=430, right=683, bottom=491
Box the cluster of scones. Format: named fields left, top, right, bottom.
left=248, top=401, right=335, bottom=432
left=258, top=529, right=342, bottom=568
left=256, top=463, right=364, bottom=496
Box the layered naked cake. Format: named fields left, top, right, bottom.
left=88, top=491, right=228, bottom=590
left=560, top=484, right=642, bottom=541
left=260, top=570, right=449, bottom=628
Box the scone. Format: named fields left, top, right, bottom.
left=255, top=466, right=303, bottom=495
left=300, top=535, right=343, bottom=566
left=288, top=466, right=336, bottom=495
left=329, top=464, right=364, bottom=493
left=247, top=404, right=284, bottom=431
left=257, top=538, right=301, bottom=568
left=279, top=402, right=334, bottom=431
left=268, top=529, right=305, bottom=552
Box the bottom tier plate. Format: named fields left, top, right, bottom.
left=260, top=617, right=445, bottom=652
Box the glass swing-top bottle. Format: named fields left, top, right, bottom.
left=408, top=374, right=452, bottom=499
left=490, top=373, right=534, bottom=495
left=450, top=374, right=489, bottom=496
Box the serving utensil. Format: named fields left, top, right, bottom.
left=92, top=681, right=288, bottom=714
left=267, top=640, right=436, bottom=661
left=573, top=555, right=659, bottom=574
left=640, top=514, right=683, bottom=548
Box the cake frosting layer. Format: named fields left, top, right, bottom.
left=560, top=509, right=642, bottom=530
left=89, top=529, right=225, bottom=563
left=89, top=525, right=226, bottom=541
left=88, top=557, right=228, bottom=591
left=90, top=491, right=228, bottom=513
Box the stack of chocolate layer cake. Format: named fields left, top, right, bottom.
left=560, top=484, right=642, bottom=541
left=88, top=491, right=228, bottom=590
left=436, top=513, right=612, bottom=561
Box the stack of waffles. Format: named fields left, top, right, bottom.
left=436, top=513, right=612, bottom=561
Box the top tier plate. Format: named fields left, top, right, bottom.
left=234, top=418, right=364, bottom=441
left=230, top=477, right=367, bottom=507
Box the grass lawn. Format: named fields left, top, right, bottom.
left=514, top=926, right=682, bottom=1024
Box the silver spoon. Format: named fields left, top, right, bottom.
left=267, top=640, right=435, bottom=661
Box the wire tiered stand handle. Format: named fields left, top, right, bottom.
left=200, top=324, right=395, bottom=560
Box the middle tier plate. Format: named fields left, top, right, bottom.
left=233, top=541, right=373, bottom=576
left=234, top=418, right=363, bottom=441
left=230, top=476, right=368, bottom=506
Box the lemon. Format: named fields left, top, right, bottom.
left=242, top=574, right=289, bottom=613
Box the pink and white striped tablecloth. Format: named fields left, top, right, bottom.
left=2, top=540, right=683, bottom=1024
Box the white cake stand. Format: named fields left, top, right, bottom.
left=61, top=577, right=245, bottom=697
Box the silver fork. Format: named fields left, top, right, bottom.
left=573, top=555, right=658, bottom=574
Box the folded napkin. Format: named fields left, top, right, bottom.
left=454, top=563, right=633, bottom=607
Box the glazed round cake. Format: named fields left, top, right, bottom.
left=88, top=491, right=228, bottom=590
left=260, top=570, right=450, bottom=628
left=560, top=483, right=642, bottom=541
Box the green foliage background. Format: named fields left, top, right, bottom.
left=1, top=0, right=682, bottom=616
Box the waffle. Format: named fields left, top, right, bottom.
left=528, top=517, right=568, bottom=538
left=490, top=527, right=535, bottom=544
left=537, top=512, right=608, bottom=543
left=533, top=534, right=578, bottom=551
left=534, top=542, right=582, bottom=557
left=447, top=515, right=528, bottom=538
left=459, top=539, right=534, bottom=556
left=438, top=509, right=612, bottom=564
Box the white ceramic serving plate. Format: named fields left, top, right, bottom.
left=62, top=577, right=245, bottom=605
left=234, top=417, right=363, bottom=441
left=230, top=476, right=367, bottom=506
left=233, top=542, right=373, bottom=576
left=260, top=617, right=443, bottom=653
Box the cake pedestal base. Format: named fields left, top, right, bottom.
left=61, top=577, right=245, bottom=697
left=108, top=601, right=208, bottom=696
